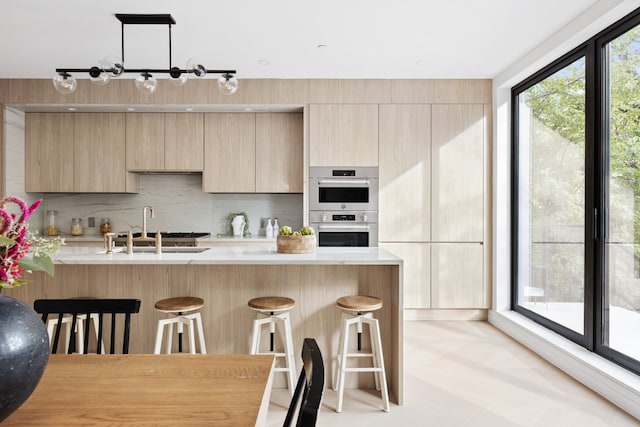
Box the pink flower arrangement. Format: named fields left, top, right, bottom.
left=0, top=196, right=57, bottom=289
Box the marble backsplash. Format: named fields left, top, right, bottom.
left=39, top=174, right=303, bottom=238
left=4, top=107, right=302, bottom=238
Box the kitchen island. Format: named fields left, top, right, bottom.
left=5, top=246, right=404, bottom=404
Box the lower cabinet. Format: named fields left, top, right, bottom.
left=381, top=242, right=486, bottom=309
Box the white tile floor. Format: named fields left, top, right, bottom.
left=266, top=320, right=640, bottom=426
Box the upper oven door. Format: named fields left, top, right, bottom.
left=310, top=177, right=378, bottom=211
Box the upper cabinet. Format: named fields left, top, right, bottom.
left=203, top=113, right=256, bottom=192
left=126, top=113, right=204, bottom=172
left=203, top=113, right=303, bottom=193
left=431, top=104, right=485, bottom=242
left=379, top=105, right=431, bottom=242
left=25, top=113, right=74, bottom=192
left=309, top=104, right=378, bottom=167
left=255, top=113, right=303, bottom=193
left=26, top=112, right=137, bottom=193
left=74, top=113, right=135, bottom=193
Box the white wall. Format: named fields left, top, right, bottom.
left=491, top=0, right=640, bottom=419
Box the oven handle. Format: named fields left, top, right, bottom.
left=317, top=179, right=370, bottom=185
left=317, top=224, right=370, bottom=230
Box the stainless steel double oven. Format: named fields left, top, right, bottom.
left=309, top=167, right=378, bottom=247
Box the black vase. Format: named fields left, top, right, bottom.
left=0, top=295, right=49, bottom=422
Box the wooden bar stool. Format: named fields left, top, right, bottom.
left=248, top=296, right=297, bottom=395
left=154, top=297, right=207, bottom=354
left=333, top=295, right=390, bottom=412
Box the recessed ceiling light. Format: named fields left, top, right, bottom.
left=127, top=107, right=136, bottom=112
left=185, top=107, right=194, bottom=112
left=66, top=107, right=77, bottom=111
left=258, top=59, right=271, bottom=66
left=416, top=59, right=429, bottom=66
left=244, top=107, right=253, bottom=112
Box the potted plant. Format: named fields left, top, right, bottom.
left=276, top=226, right=316, bottom=254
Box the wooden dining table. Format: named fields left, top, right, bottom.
left=4, top=354, right=276, bottom=426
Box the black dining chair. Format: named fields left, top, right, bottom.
left=283, top=337, right=325, bottom=427
left=34, top=298, right=141, bottom=354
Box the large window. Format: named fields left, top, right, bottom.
left=513, top=8, right=640, bottom=373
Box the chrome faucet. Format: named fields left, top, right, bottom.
left=142, top=206, right=154, bottom=239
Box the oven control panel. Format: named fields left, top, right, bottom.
left=309, top=211, right=377, bottom=224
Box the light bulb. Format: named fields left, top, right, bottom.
left=186, top=58, right=207, bottom=78
left=101, top=55, right=124, bottom=77
left=89, top=66, right=110, bottom=86
left=217, top=74, right=238, bottom=96
left=52, top=73, right=77, bottom=94
left=135, top=73, right=157, bottom=95
left=169, top=67, right=188, bottom=86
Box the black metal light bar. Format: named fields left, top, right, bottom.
left=53, top=13, right=238, bottom=95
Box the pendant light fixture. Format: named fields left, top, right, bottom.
left=53, top=14, right=238, bottom=96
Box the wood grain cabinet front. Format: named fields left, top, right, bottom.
left=125, top=113, right=204, bottom=172
left=26, top=112, right=137, bottom=193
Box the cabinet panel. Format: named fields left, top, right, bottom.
left=431, top=104, right=484, bottom=242
left=309, top=104, right=378, bottom=166
left=125, top=113, right=164, bottom=170
left=255, top=113, right=303, bottom=193
left=381, top=242, right=430, bottom=309
left=25, top=113, right=74, bottom=192
left=165, top=113, right=204, bottom=171
left=203, top=113, right=256, bottom=192
left=379, top=105, right=431, bottom=241
left=74, top=113, right=127, bottom=192
left=431, top=243, right=484, bottom=308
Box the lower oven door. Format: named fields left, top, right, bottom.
left=311, top=224, right=377, bottom=247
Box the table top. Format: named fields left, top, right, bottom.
left=4, top=354, right=275, bottom=426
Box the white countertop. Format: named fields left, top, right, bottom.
left=52, top=246, right=403, bottom=266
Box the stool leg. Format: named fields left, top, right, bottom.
left=90, top=313, right=105, bottom=355
left=250, top=316, right=271, bottom=354
left=177, top=312, right=184, bottom=353
left=280, top=312, right=296, bottom=396
left=155, top=319, right=170, bottom=354
left=336, top=316, right=352, bottom=413
left=362, top=314, right=380, bottom=391
left=166, top=321, right=174, bottom=354
left=76, top=316, right=85, bottom=354
left=366, top=316, right=390, bottom=412
left=187, top=317, right=197, bottom=354
left=194, top=313, right=207, bottom=354
left=332, top=312, right=349, bottom=392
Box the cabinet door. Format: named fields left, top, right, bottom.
left=255, top=113, right=303, bottom=193
left=25, top=113, right=74, bottom=192
left=431, top=105, right=484, bottom=242
left=125, top=113, right=165, bottom=171
left=74, top=113, right=127, bottom=192
left=203, top=113, right=256, bottom=192
left=381, top=242, right=431, bottom=309
left=165, top=113, right=204, bottom=171
left=309, top=104, right=378, bottom=167
left=431, top=243, right=485, bottom=308
left=379, top=105, right=431, bottom=241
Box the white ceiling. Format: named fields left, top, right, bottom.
left=1, top=0, right=598, bottom=80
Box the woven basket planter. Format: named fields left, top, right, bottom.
left=276, top=235, right=316, bottom=254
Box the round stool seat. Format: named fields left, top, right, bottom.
left=155, top=297, right=204, bottom=313
left=248, top=296, right=295, bottom=312
left=336, top=295, right=383, bottom=312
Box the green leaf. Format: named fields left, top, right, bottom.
left=0, top=236, right=16, bottom=246
left=18, top=253, right=55, bottom=276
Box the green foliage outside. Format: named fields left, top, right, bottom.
left=522, top=25, right=640, bottom=309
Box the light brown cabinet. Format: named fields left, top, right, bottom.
left=431, top=104, right=485, bottom=242
left=379, top=105, right=431, bottom=242
left=255, top=113, right=303, bottom=193
left=203, top=113, right=256, bottom=192
left=26, top=112, right=136, bottom=193
left=126, top=113, right=204, bottom=172
left=74, top=113, right=133, bottom=193
left=379, top=104, right=488, bottom=310
left=25, top=113, right=74, bottom=192
left=309, top=104, right=378, bottom=167
left=204, top=113, right=303, bottom=193
left=431, top=243, right=485, bottom=308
